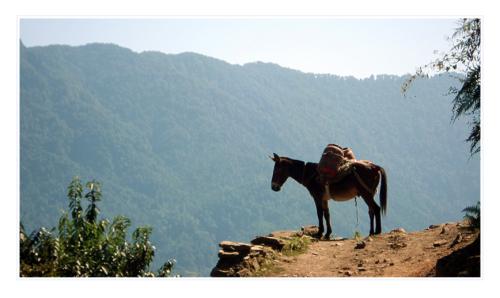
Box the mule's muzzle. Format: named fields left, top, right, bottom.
left=271, top=183, right=281, bottom=192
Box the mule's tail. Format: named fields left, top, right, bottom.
left=378, top=166, right=387, bottom=215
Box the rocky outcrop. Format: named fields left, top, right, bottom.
left=210, top=239, right=276, bottom=277
left=210, top=229, right=314, bottom=277
left=211, top=222, right=480, bottom=277
left=435, top=234, right=480, bottom=277
left=250, top=236, right=285, bottom=250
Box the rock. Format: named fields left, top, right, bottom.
left=390, top=242, right=407, bottom=249
left=217, top=250, right=245, bottom=264
left=355, top=241, right=366, bottom=249
left=219, top=241, right=252, bottom=254
left=249, top=245, right=272, bottom=257
left=364, top=236, right=374, bottom=242
left=433, top=240, right=448, bottom=247
left=332, top=236, right=347, bottom=241
left=440, top=226, right=449, bottom=234
left=358, top=268, right=367, bottom=272
left=236, top=268, right=251, bottom=277
left=269, top=230, right=298, bottom=238
left=300, top=225, right=320, bottom=237
left=429, top=224, right=443, bottom=229
left=251, top=236, right=285, bottom=250
left=218, top=249, right=240, bottom=257
left=212, top=241, right=275, bottom=277
left=464, top=234, right=475, bottom=240
left=344, top=270, right=353, bottom=276
left=391, top=228, right=406, bottom=234
left=308, top=236, right=320, bottom=242
left=450, top=233, right=463, bottom=248
left=249, top=258, right=260, bottom=271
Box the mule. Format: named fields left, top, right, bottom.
left=270, top=153, right=387, bottom=238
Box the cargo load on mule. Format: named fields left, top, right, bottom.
left=317, top=144, right=356, bottom=184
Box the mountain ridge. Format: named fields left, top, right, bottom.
left=22, top=41, right=439, bottom=79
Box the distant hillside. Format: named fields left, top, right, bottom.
left=20, top=42, right=479, bottom=276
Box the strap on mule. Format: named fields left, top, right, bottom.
left=352, top=167, right=375, bottom=196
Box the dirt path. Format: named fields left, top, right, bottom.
left=264, top=222, right=477, bottom=277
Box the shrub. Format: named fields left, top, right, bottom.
left=20, top=177, right=175, bottom=277
left=462, top=201, right=480, bottom=230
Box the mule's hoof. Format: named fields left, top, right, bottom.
left=313, top=232, right=323, bottom=239
left=323, top=234, right=332, bottom=240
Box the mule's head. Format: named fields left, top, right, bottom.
left=270, top=153, right=292, bottom=192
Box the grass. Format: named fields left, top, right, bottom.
left=282, top=236, right=311, bottom=257
left=353, top=230, right=363, bottom=241
left=250, top=236, right=312, bottom=277
left=252, top=258, right=283, bottom=277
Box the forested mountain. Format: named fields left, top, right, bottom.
left=20, top=42, right=479, bottom=276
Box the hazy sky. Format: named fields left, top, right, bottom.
left=20, top=18, right=458, bottom=78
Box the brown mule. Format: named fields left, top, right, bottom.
left=270, top=153, right=387, bottom=237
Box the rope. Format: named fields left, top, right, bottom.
left=355, top=197, right=359, bottom=229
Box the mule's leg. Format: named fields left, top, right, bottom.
left=313, top=198, right=324, bottom=239
left=375, top=206, right=382, bottom=234
left=368, top=208, right=375, bottom=236
left=361, top=195, right=381, bottom=235
left=322, top=199, right=332, bottom=239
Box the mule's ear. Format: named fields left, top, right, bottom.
left=273, top=153, right=280, bottom=162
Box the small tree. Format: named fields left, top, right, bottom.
left=20, top=177, right=176, bottom=277
left=462, top=201, right=480, bottom=230
left=403, top=18, right=480, bottom=155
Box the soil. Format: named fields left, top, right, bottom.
left=261, top=222, right=479, bottom=277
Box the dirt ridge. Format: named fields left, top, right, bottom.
left=211, top=222, right=479, bottom=277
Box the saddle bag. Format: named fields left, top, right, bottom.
left=318, top=144, right=355, bottom=184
